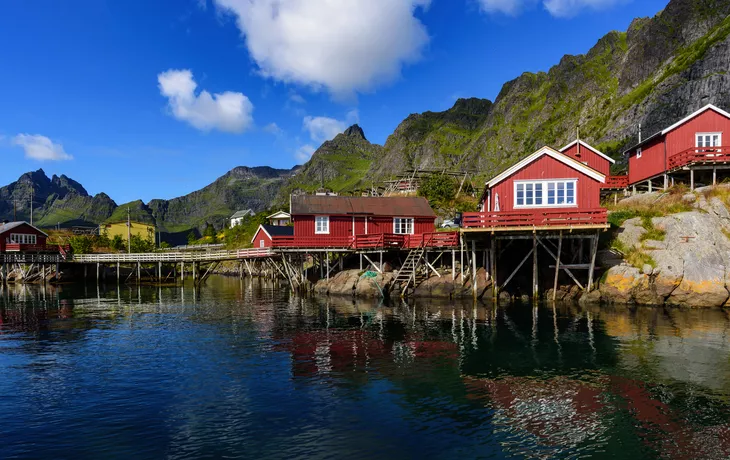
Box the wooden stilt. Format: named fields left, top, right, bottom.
left=713, top=167, right=717, bottom=185
left=137, top=261, right=141, bottom=284
left=501, top=247, right=533, bottom=291
left=96, top=263, right=100, bottom=282
left=471, top=240, right=477, bottom=298
left=587, top=232, right=599, bottom=292
left=460, top=234, right=465, bottom=283
left=532, top=233, right=538, bottom=300
left=647, top=179, right=652, bottom=193
left=491, top=238, right=497, bottom=299
left=451, top=250, right=456, bottom=281
left=691, top=167, right=695, bottom=191
left=552, top=231, right=563, bottom=301
left=117, top=262, right=120, bottom=284
left=158, top=261, right=162, bottom=283
left=664, top=174, right=668, bottom=190
left=359, top=253, right=363, bottom=271
left=181, top=261, right=185, bottom=282
left=326, top=252, right=330, bottom=280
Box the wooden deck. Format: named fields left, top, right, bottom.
left=461, top=209, right=608, bottom=231
left=601, top=175, right=628, bottom=189
left=271, top=232, right=459, bottom=250
left=668, top=146, right=730, bottom=170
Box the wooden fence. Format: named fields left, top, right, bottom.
left=668, top=146, right=730, bottom=170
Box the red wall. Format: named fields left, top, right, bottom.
left=561, top=144, right=611, bottom=176
left=293, top=214, right=435, bottom=237
left=665, top=109, right=730, bottom=159
left=0, top=224, right=48, bottom=252
left=487, top=154, right=603, bottom=213
left=252, top=227, right=272, bottom=248
left=628, top=137, right=665, bottom=185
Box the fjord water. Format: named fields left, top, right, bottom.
left=2, top=278, right=730, bottom=459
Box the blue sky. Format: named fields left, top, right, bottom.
left=0, top=0, right=669, bottom=204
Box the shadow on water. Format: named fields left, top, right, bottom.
left=1, top=277, right=730, bottom=459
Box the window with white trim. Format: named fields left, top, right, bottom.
left=9, top=233, right=37, bottom=245
left=696, top=133, right=722, bottom=148
left=636, top=147, right=642, bottom=159
left=515, top=180, right=576, bottom=208
left=393, top=218, right=414, bottom=234
left=259, top=239, right=265, bottom=248
left=315, top=216, right=329, bottom=234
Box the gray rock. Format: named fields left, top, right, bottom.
left=600, top=265, right=642, bottom=304
left=642, top=264, right=653, bottom=275
left=617, top=217, right=645, bottom=249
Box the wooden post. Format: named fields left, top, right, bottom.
left=664, top=174, right=668, bottom=190
left=460, top=234, right=465, bottom=283
left=379, top=251, right=383, bottom=272
left=117, top=262, right=120, bottom=284
left=451, top=250, right=456, bottom=281
left=713, top=167, right=717, bottom=185
left=96, top=263, right=100, bottom=282
left=552, top=231, right=563, bottom=301
left=491, top=237, right=497, bottom=299
left=359, top=253, right=363, bottom=271
left=690, top=167, right=695, bottom=191
left=137, top=261, right=141, bottom=284
left=532, top=233, right=538, bottom=300
left=326, top=252, right=329, bottom=280
left=471, top=240, right=477, bottom=298
left=158, top=261, right=162, bottom=283
left=587, top=232, right=599, bottom=292
left=181, top=261, right=185, bottom=282
left=647, top=179, right=652, bottom=193
left=84, top=264, right=88, bottom=280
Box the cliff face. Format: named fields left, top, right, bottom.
left=368, top=0, right=730, bottom=181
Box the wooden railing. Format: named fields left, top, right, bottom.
left=70, top=248, right=273, bottom=263
left=4, top=243, right=70, bottom=253
left=668, top=146, right=730, bottom=169
left=601, top=175, right=628, bottom=189
left=462, top=208, right=608, bottom=229
left=271, top=232, right=460, bottom=250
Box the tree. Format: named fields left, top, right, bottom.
left=187, top=231, right=197, bottom=245
left=110, top=234, right=125, bottom=251
left=419, top=174, right=457, bottom=206
left=203, top=223, right=217, bottom=243
left=69, top=236, right=93, bottom=254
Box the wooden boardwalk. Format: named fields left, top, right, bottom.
left=69, top=248, right=274, bottom=263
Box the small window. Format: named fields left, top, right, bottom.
left=393, top=218, right=414, bottom=235
left=315, top=216, right=329, bottom=234
left=636, top=147, right=642, bottom=159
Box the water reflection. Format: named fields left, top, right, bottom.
left=1, top=279, right=730, bottom=459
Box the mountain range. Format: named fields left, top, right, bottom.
left=1, top=0, right=728, bottom=242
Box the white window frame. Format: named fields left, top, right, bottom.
left=696, top=132, right=722, bottom=150
left=315, top=216, right=330, bottom=234
left=636, top=147, right=642, bottom=159
left=393, top=217, right=414, bottom=235
left=259, top=239, right=265, bottom=248
left=514, top=179, right=577, bottom=209
left=10, top=233, right=37, bottom=245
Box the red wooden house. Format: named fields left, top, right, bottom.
left=251, top=224, right=293, bottom=248
left=272, top=195, right=441, bottom=249
left=0, top=221, right=51, bottom=253
left=559, top=139, right=615, bottom=176
left=625, top=104, right=730, bottom=189
left=465, top=146, right=608, bottom=229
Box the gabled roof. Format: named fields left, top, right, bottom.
left=266, top=211, right=291, bottom=219
left=0, top=221, right=48, bottom=237
left=231, top=209, right=254, bottom=219
left=624, top=104, right=730, bottom=155
left=486, top=146, right=606, bottom=188
left=559, top=139, right=616, bottom=164
left=290, top=195, right=436, bottom=218
left=251, top=224, right=293, bottom=243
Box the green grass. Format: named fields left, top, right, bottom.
left=639, top=216, right=666, bottom=242
left=611, top=238, right=657, bottom=269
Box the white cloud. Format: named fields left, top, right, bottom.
left=477, top=0, right=624, bottom=16
left=157, top=69, right=254, bottom=133
left=213, top=0, right=431, bottom=97
left=303, top=116, right=347, bottom=144
left=263, top=122, right=283, bottom=135
left=12, top=134, right=73, bottom=161
left=295, top=144, right=316, bottom=162
left=477, top=0, right=536, bottom=15
left=289, top=92, right=306, bottom=104
left=543, top=0, right=626, bottom=17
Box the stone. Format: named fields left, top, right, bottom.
left=616, top=217, right=646, bottom=249
left=642, top=264, right=653, bottom=275
left=600, top=265, right=642, bottom=304
left=327, top=270, right=361, bottom=297
left=355, top=272, right=394, bottom=298
left=579, top=289, right=602, bottom=305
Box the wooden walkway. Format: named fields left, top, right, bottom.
left=69, top=248, right=274, bottom=263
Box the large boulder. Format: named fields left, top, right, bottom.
left=355, top=272, right=394, bottom=298
left=413, top=274, right=459, bottom=298
left=327, top=270, right=361, bottom=297
left=600, top=265, right=642, bottom=304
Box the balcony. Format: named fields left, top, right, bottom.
left=462, top=208, right=608, bottom=230
left=4, top=243, right=69, bottom=253
left=601, top=175, right=628, bottom=189
left=270, top=232, right=459, bottom=250
left=668, top=146, right=730, bottom=170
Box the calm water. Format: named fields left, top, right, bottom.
left=2, top=279, right=730, bottom=459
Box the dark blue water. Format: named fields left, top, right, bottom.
left=1, top=278, right=730, bottom=459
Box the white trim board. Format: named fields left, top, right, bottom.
left=486, top=146, right=606, bottom=188
left=559, top=139, right=616, bottom=164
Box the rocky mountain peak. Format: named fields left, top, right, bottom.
left=343, top=124, right=366, bottom=141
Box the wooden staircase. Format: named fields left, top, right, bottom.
left=393, top=244, right=428, bottom=297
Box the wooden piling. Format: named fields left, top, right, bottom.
left=532, top=233, right=538, bottom=300
left=552, top=231, right=563, bottom=301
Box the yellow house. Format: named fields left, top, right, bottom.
left=100, top=221, right=155, bottom=243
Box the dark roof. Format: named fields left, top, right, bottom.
left=260, top=225, right=294, bottom=237
left=291, top=195, right=436, bottom=218
left=0, top=221, right=48, bottom=236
